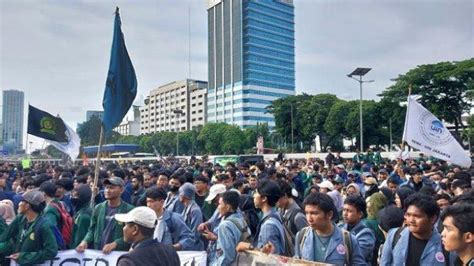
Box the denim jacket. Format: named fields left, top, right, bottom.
left=340, top=221, right=376, bottom=263
left=295, top=225, right=367, bottom=266
left=211, top=212, right=245, bottom=266
left=253, top=209, right=285, bottom=255
left=380, top=227, right=449, bottom=266
left=154, top=209, right=195, bottom=251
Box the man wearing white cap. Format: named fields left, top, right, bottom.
left=116, top=207, right=180, bottom=266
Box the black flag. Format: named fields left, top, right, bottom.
left=27, top=105, right=68, bottom=143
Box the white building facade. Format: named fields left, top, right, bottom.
left=140, top=79, right=208, bottom=134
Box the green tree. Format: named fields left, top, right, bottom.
left=379, top=59, right=474, bottom=135
left=77, top=115, right=102, bottom=146
left=266, top=94, right=312, bottom=152
left=299, top=94, right=340, bottom=149
left=324, top=100, right=352, bottom=148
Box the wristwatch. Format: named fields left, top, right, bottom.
left=248, top=244, right=254, bottom=250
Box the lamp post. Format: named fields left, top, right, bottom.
left=173, top=109, right=185, bottom=156
left=347, top=68, right=374, bottom=152
left=290, top=103, right=294, bottom=153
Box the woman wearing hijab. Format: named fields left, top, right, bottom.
left=394, top=187, right=414, bottom=210
left=364, top=191, right=389, bottom=264
left=0, top=200, right=16, bottom=225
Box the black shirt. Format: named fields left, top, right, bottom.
left=406, top=233, right=429, bottom=266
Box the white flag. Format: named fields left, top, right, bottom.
left=46, top=123, right=81, bottom=160
left=402, top=96, right=471, bottom=168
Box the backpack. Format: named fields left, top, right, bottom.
left=262, top=213, right=295, bottom=257
left=283, top=208, right=304, bottom=237
left=242, top=209, right=259, bottom=237
left=49, top=201, right=73, bottom=247
left=226, top=216, right=252, bottom=243
left=296, top=226, right=352, bottom=265
left=34, top=217, right=66, bottom=250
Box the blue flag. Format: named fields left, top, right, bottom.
left=102, top=7, right=137, bottom=134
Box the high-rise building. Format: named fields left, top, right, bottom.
left=2, top=90, right=25, bottom=152
left=207, top=0, right=295, bottom=128
left=140, top=79, right=208, bottom=134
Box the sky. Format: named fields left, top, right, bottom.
left=0, top=0, right=473, bottom=151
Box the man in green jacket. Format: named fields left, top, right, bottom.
left=70, top=184, right=92, bottom=249
left=0, top=190, right=58, bottom=265
left=76, top=177, right=133, bottom=254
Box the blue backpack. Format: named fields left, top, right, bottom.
left=34, top=217, right=66, bottom=250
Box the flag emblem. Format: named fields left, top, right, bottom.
left=419, top=112, right=452, bottom=146
left=40, top=117, right=57, bottom=135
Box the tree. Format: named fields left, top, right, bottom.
left=267, top=94, right=312, bottom=151
left=324, top=100, right=353, bottom=148
left=379, top=59, right=474, bottom=135
left=77, top=115, right=102, bottom=146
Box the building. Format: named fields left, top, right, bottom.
left=140, top=79, right=208, bottom=134
left=86, top=110, right=104, bottom=121
left=2, top=90, right=25, bottom=152
left=207, top=0, right=295, bottom=128
left=115, top=105, right=141, bottom=136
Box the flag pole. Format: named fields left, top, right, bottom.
left=91, top=125, right=104, bottom=208
left=400, top=85, right=413, bottom=156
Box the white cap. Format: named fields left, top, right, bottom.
left=205, top=184, right=226, bottom=202
left=114, top=206, right=157, bottom=229
left=319, top=180, right=334, bottom=191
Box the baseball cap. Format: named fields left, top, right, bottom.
left=205, top=184, right=226, bottom=202
left=103, top=176, right=125, bottom=187
left=319, top=180, right=334, bottom=191
left=114, top=206, right=157, bottom=229
left=336, top=164, right=345, bottom=170
left=364, top=177, right=378, bottom=186
left=23, top=190, right=45, bottom=206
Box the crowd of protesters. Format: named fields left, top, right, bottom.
left=0, top=149, right=472, bottom=266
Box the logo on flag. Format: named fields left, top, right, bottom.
left=40, top=117, right=58, bottom=136
left=419, top=112, right=453, bottom=146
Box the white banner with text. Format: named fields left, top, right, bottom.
left=11, top=249, right=206, bottom=266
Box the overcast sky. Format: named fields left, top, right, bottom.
left=1, top=0, right=472, bottom=150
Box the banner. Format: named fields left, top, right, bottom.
left=10, top=249, right=206, bottom=266
left=402, top=96, right=471, bottom=168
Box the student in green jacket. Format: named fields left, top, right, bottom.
left=70, top=184, right=92, bottom=249
left=76, top=177, right=134, bottom=254
left=0, top=190, right=58, bottom=265
left=39, top=181, right=65, bottom=228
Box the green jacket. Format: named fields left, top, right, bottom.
left=71, top=205, right=92, bottom=249
left=43, top=199, right=62, bottom=227
left=83, top=200, right=133, bottom=251
left=0, top=214, right=58, bottom=266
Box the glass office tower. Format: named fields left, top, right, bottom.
left=207, top=0, right=295, bottom=128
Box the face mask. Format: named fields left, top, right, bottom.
left=364, top=185, right=372, bottom=191
left=71, top=198, right=82, bottom=208
left=170, top=185, right=179, bottom=192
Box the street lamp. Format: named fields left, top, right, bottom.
left=347, top=68, right=374, bottom=152
left=173, top=109, right=185, bottom=156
